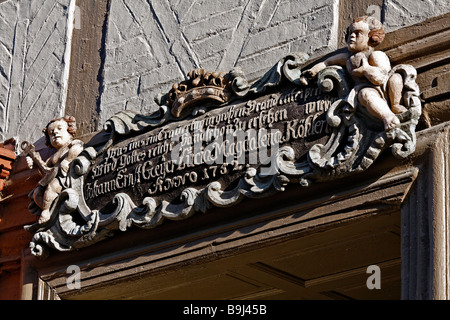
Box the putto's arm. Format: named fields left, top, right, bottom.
left=353, top=51, right=391, bottom=86
left=300, top=52, right=348, bottom=85
left=21, top=141, right=52, bottom=174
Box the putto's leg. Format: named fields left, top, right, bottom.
left=388, top=73, right=407, bottom=114
left=38, top=179, right=62, bottom=224
left=358, top=87, right=400, bottom=131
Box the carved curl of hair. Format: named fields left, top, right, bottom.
left=43, top=116, right=77, bottom=148
left=347, top=16, right=385, bottom=47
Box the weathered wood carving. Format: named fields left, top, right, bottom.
left=23, top=117, right=83, bottom=224
left=24, top=17, right=421, bottom=258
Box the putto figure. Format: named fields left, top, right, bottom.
left=300, top=16, right=406, bottom=131
left=24, top=116, right=84, bottom=224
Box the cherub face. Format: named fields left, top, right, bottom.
left=47, top=119, right=72, bottom=149
left=347, top=21, right=370, bottom=53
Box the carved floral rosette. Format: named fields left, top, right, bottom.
left=25, top=53, right=422, bottom=258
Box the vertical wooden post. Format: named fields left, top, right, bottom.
left=64, top=0, right=111, bottom=137
left=401, top=126, right=450, bottom=299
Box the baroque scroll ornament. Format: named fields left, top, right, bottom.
left=24, top=18, right=421, bottom=258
